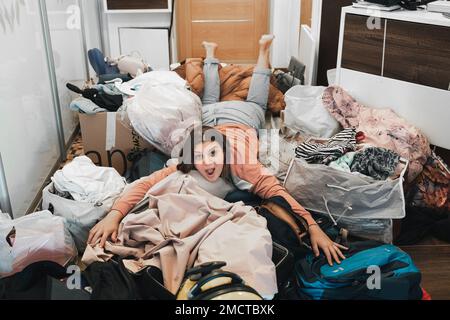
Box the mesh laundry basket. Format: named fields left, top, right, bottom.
left=283, top=158, right=408, bottom=242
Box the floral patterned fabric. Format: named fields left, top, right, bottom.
left=407, top=151, right=450, bottom=212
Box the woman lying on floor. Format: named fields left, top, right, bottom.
left=89, top=35, right=347, bottom=266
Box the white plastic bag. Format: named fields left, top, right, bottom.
left=0, top=211, right=77, bottom=278
left=284, top=85, right=341, bottom=138
left=126, top=72, right=202, bottom=155
left=115, top=71, right=187, bottom=96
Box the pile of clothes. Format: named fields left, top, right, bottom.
left=66, top=48, right=153, bottom=115
left=0, top=156, right=130, bottom=280
left=50, top=156, right=126, bottom=204
left=41, top=156, right=127, bottom=252
left=67, top=82, right=123, bottom=114
left=322, top=86, right=431, bottom=183
left=278, top=85, right=448, bottom=246
left=295, top=128, right=403, bottom=181
left=288, top=85, right=431, bottom=183
left=397, top=151, right=450, bottom=245
left=320, top=87, right=448, bottom=245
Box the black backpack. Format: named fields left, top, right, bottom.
left=126, top=149, right=170, bottom=182
left=256, top=196, right=348, bottom=259
left=83, top=258, right=144, bottom=300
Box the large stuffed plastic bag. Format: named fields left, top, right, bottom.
left=126, top=71, right=202, bottom=155
left=284, top=85, right=341, bottom=138
left=0, top=211, right=77, bottom=278
left=115, top=70, right=187, bottom=96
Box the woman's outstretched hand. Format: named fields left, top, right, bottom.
left=88, top=210, right=123, bottom=248
left=308, top=224, right=348, bottom=266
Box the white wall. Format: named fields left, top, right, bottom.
left=270, top=0, right=301, bottom=68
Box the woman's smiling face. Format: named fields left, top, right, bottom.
left=193, top=141, right=224, bottom=182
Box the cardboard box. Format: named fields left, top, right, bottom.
left=79, top=112, right=153, bottom=176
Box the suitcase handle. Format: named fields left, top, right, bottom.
left=188, top=270, right=244, bottom=299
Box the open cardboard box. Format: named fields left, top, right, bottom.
left=79, top=112, right=153, bottom=176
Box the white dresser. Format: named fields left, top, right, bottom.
left=336, top=6, right=450, bottom=150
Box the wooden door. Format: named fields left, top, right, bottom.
left=301, top=0, right=312, bottom=27
left=176, top=0, right=269, bottom=64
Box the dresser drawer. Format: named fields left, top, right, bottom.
left=384, top=20, right=450, bottom=90
left=341, top=14, right=385, bottom=76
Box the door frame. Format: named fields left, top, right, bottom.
left=311, top=0, right=323, bottom=85
left=269, top=0, right=301, bottom=68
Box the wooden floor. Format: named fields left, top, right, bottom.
left=61, top=133, right=84, bottom=168
left=401, top=243, right=450, bottom=300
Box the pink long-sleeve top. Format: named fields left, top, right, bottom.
left=111, top=124, right=316, bottom=226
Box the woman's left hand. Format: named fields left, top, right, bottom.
left=309, top=225, right=348, bottom=266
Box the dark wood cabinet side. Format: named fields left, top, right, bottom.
left=316, top=0, right=353, bottom=86
left=106, top=0, right=169, bottom=10
left=384, top=20, right=450, bottom=90
left=341, top=14, right=385, bottom=76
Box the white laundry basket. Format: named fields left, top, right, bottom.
left=283, top=158, right=409, bottom=243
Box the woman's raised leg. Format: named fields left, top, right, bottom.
left=202, top=41, right=221, bottom=105
left=246, top=35, right=275, bottom=111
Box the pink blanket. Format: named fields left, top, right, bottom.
left=82, top=172, right=277, bottom=297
